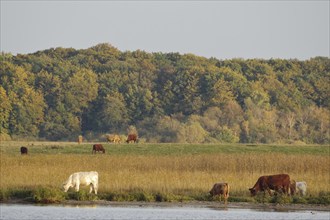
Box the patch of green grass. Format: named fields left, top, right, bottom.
left=33, top=187, right=66, bottom=203
left=67, top=191, right=98, bottom=201
left=1, top=188, right=329, bottom=205
left=1, top=142, right=328, bottom=156
left=228, top=196, right=255, bottom=203
left=1, top=142, right=329, bottom=205
left=0, top=188, right=33, bottom=201
left=306, top=192, right=330, bottom=205
left=292, top=196, right=308, bottom=204
left=270, top=194, right=293, bottom=204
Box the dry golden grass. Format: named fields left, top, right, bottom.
left=1, top=153, right=328, bottom=196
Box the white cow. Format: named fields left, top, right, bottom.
left=62, top=171, right=98, bottom=194
left=296, top=181, right=307, bottom=196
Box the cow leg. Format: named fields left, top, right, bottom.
left=224, top=193, right=228, bottom=205
left=89, top=184, right=93, bottom=194
left=284, top=185, right=289, bottom=195
left=75, top=183, right=80, bottom=192
left=94, top=184, right=98, bottom=195
left=267, top=188, right=272, bottom=196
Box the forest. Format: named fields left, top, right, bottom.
left=0, top=43, right=329, bottom=144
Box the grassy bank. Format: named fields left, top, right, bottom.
left=0, top=142, right=329, bottom=204
left=0, top=142, right=328, bottom=156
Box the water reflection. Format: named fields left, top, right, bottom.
left=1, top=204, right=329, bottom=220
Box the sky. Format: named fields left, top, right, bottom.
left=1, top=1, right=329, bottom=60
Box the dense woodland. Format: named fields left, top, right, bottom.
left=0, top=43, right=329, bottom=143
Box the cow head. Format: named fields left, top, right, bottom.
left=62, top=177, right=73, bottom=192
left=62, top=182, right=72, bottom=192
left=249, top=188, right=257, bottom=196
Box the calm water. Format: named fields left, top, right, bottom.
left=0, top=204, right=329, bottom=220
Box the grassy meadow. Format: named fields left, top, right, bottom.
left=0, top=141, right=329, bottom=204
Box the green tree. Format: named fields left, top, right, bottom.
left=172, top=70, right=202, bottom=115
left=0, top=86, right=12, bottom=136
left=1, top=62, right=45, bottom=138
left=64, top=68, right=98, bottom=114
left=243, top=98, right=278, bottom=143
left=96, top=93, right=128, bottom=132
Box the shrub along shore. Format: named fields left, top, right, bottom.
left=0, top=142, right=329, bottom=205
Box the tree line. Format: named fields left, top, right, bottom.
left=0, top=43, right=329, bottom=144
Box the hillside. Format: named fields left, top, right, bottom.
left=0, top=43, right=329, bottom=143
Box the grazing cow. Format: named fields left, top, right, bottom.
left=295, top=181, right=307, bottom=196
left=106, top=134, right=121, bottom=143
left=20, top=146, right=28, bottom=155
left=209, top=183, right=230, bottom=204
left=92, top=144, right=105, bottom=154
left=249, top=174, right=291, bottom=196
left=62, top=171, right=98, bottom=194
left=126, top=134, right=138, bottom=143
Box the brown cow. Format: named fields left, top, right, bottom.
left=126, top=134, right=138, bottom=143
left=78, top=135, right=83, bottom=144
left=210, top=183, right=230, bottom=204
left=20, top=146, right=28, bottom=155
left=92, top=144, right=105, bottom=154
left=249, top=174, right=291, bottom=196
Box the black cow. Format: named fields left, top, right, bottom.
left=20, top=146, right=28, bottom=155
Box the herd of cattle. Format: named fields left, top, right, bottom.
left=210, top=174, right=307, bottom=204
left=60, top=172, right=307, bottom=204
left=106, top=133, right=138, bottom=144
left=20, top=140, right=308, bottom=204
left=20, top=134, right=138, bottom=155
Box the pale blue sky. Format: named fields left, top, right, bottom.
left=1, top=1, right=329, bottom=60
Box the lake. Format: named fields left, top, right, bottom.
left=1, top=204, right=329, bottom=220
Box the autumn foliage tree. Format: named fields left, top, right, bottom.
left=0, top=45, right=329, bottom=143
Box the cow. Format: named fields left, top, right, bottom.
left=92, top=144, right=105, bottom=154
left=209, top=183, right=230, bottom=204
left=126, top=134, right=138, bottom=143
left=249, top=174, right=291, bottom=196
left=78, top=135, right=83, bottom=144
left=295, top=181, right=307, bottom=196
left=20, top=146, right=28, bottom=155
left=62, top=171, right=98, bottom=194
left=106, top=134, right=121, bottom=143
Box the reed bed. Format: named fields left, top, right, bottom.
left=1, top=153, right=329, bottom=197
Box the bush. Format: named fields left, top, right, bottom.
left=292, top=196, right=307, bottom=204
left=153, top=192, right=189, bottom=202
left=307, top=192, right=330, bottom=205
left=33, top=187, right=65, bottom=203
left=102, top=192, right=116, bottom=201
left=192, top=193, right=211, bottom=201
left=254, top=193, right=272, bottom=203
left=67, top=191, right=98, bottom=201
left=0, top=189, right=33, bottom=202
left=129, top=191, right=150, bottom=202
left=0, top=189, right=9, bottom=201
left=270, top=194, right=292, bottom=204
left=154, top=192, right=168, bottom=202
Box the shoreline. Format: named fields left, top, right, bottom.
left=1, top=199, right=330, bottom=212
